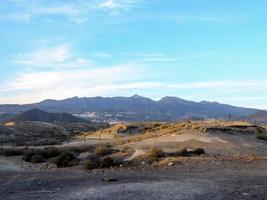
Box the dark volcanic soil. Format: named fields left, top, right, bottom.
left=1, top=157, right=267, bottom=200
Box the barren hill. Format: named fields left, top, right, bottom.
left=8, top=108, right=89, bottom=124
left=248, top=110, right=267, bottom=122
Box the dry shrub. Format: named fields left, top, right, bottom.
left=193, top=148, right=205, bottom=155
left=101, top=157, right=114, bottom=168
left=83, top=154, right=116, bottom=170
left=143, top=147, right=164, bottom=162
left=0, top=148, right=24, bottom=156
left=30, top=154, right=45, bottom=163
left=54, top=152, right=78, bottom=168
left=256, top=134, right=267, bottom=141
left=94, top=145, right=113, bottom=156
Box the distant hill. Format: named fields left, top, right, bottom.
left=7, top=108, right=89, bottom=124
left=248, top=111, right=267, bottom=122
left=0, top=95, right=262, bottom=122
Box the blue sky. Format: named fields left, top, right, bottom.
left=0, top=0, right=267, bottom=109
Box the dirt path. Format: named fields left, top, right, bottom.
left=0, top=139, right=108, bottom=150
left=125, top=149, right=146, bottom=161
left=0, top=156, right=24, bottom=171
left=1, top=158, right=267, bottom=200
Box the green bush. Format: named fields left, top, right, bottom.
left=54, top=152, right=77, bottom=168
left=30, top=154, right=45, bottom=163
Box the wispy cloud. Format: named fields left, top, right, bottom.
left=174, top=15, right=241, bottom=24
left=129, top=13, right=246, bottom=25
left=2, top=74, right=267, bottom=104
left=4, top=1, right=82, bottom=22
left=134, top=52, right=217, bottom=62
left=4, top=0, right=140, bottom=23
left=13, top=44, right=94, bottom=68
left=91, top=52, right=112, bottom=59
left=98, top=0, right=138, bottom=10
left=0, top=64, right=142, bottom=103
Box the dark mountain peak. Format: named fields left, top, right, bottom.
left=200, top=101, right=220, bottom=105
left=23, top=108, right=45, bottom=115
left=9, top=108, right=88, bottom=123
left=131, top=94, right=144, bottom=99
left=130, top=95, right=153, bottom=101
left=40, top=99, right=58, bottom=103
left=67, top=96, right=79, bottom=99
left=159, top=96, right=188, bottom=103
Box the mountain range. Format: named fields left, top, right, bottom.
left=0, top=95, right=263, bottom=122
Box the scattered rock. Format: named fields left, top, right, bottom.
left=168, top=162, right=174, bottom=166
left=102, top=178, right=118, bottom=182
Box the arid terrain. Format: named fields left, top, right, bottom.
left=1, top=156, right=267, bottom=200
left=1, top=120, right=267, bottom=199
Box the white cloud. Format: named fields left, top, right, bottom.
left=99, top=0, right=118, bottom=9
left=1, top=75, right=267, bottom=105
left=32, top=4, right=78, bottom=16
left=0, top=64, right=142, bottom=103
left=4, top=0, right=139, bottom=23
left=13, top=44, right=94, bottom=68
left=98, top=0, right=138, bottom=10
left=5, top=1, right=82, bottom=22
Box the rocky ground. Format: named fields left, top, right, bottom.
left=1, top=156, right=267, bottom=200
left=1, top=121, right=267, bottom=200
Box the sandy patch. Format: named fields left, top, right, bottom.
left=139, top=132, right=227, bottom=145
left=125, top=149, right=146, bottom=161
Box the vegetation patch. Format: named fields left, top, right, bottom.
left=83, top=154, right=102, bottom=170
left=167, top=148, right=205, bottom=157
left=54, top=151, right=79, bottom=168
left=192, top=148, right=205, bottom=155
left=30, top=154, right=45, bottom=163
left=256, top=134, right=267, bottom=141
left=41, top=147, right=61, bottom=158
left=94, top=145, right=114, bottom=156
left=83, top=153, right=118, bottom=170
left=0, top=148, right=24, bottom=156
left=101, top=157, right=115, bottom=168
left=140, top=147, right=165, bottom=163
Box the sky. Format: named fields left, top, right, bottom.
left=0, top=0, right=267, bottom=109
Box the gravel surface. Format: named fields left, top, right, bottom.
left=1, top=157, right=267, bottom=200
